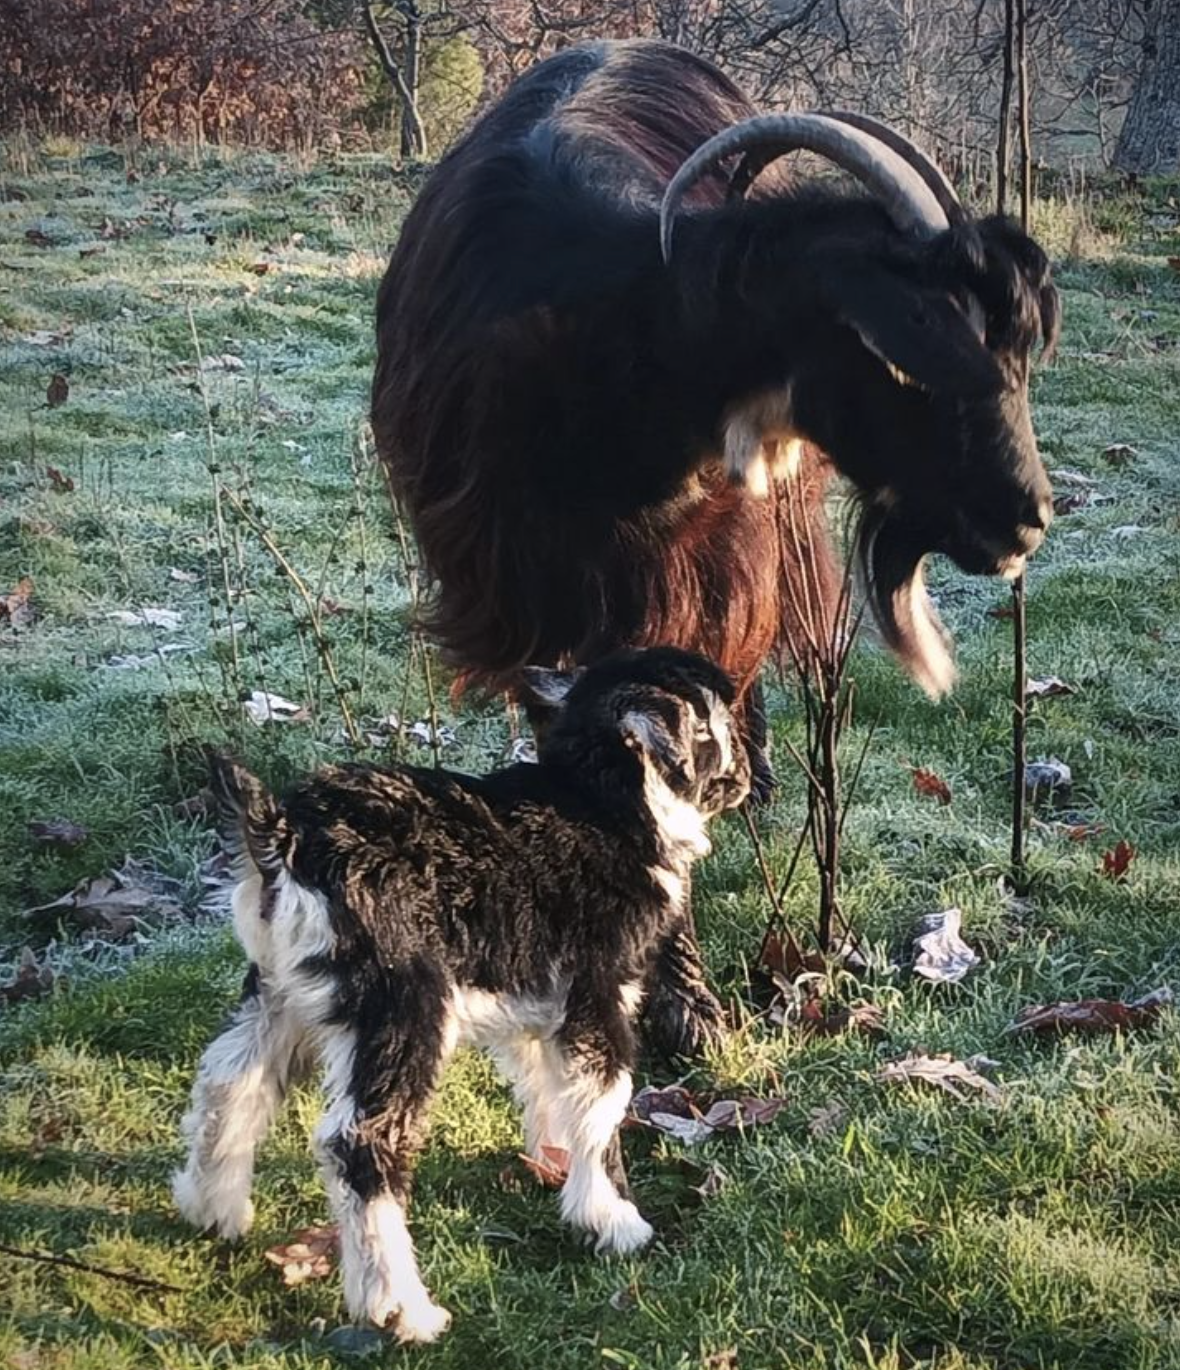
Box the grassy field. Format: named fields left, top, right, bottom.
left=1, top=140, right=1179, bottom=1370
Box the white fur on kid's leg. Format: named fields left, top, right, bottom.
left=172, top=988, right=302, bottom=1238
left=555, top=1069, right=653, bottom=1255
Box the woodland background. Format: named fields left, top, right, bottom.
left=2, top=0, right=1179, bottom=174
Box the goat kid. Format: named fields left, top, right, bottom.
left=173, top=647, right=750, bottom=1341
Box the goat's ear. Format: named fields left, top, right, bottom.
left=835, top=272, right=1004, bottom=399
left=620, top=709, right=690, bottom=785
left=518, top=666, right=584, bottom=712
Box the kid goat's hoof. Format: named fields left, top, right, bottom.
left=393, top=1299, right=452, bottom=1344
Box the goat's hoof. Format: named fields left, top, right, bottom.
left=395, top=1299, right=452, bottom=1344
left=642, top=983, right=728, bottom=1060
left=172, top=1168, right=254, bottom=1240
left=594, top=1204, right=654, bottom=1257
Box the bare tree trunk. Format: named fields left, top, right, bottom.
left=1115, top=0, right=1180, bottom=174
left=362, top=0, right=428, bottom=160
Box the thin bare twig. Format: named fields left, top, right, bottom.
left=0, top=1241, right=186, bottom=1295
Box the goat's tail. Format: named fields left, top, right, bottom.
left=205, top=750, right=290, bottom=883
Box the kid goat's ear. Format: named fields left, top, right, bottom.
left=619, top=709, right=691, bottom=787
left=517, top=665, right=584, bottom=713
left=204, top=748, right=287, bottom=880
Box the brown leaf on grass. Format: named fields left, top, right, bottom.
left=987, top=602, right=1016, bottom=620
left=911, top=766, right=952, bottom=805
left=78, top=243, right=106, bottom=259
left=21, top=862, right=182, bottom=939
left=45, top=465, right=74, bottom=492
left=46, top=373, right=69, bottom=408
left=798, top=999, right=887, bottom=1038
left=1066, top=822, right=1107, bottom=842
left=1027, top=676, right=1076, bottom=700
left=1100, top=839, right=1135, bottom=881
left=759, top=928, right=825, bottom=981
left=700, top=1097, right=787, bottom=1131
left=1, top=577, right=35, bottom=628
left=518, top=1145, right=571, bottom=1188
left=318, top=596, right=348, bottom=617
left=1102, top=442, right=1138, bottom=467
left=627, top=1085, right=697, bottom=1125
left=0, top=948, right=56, bottom=1005
left=263, top=1224, right=338, bottom=1287
left=28, top=818, right=89, bottom=847
left=1008, top=988, right=1172, bottom=1036
left=878, top=1052, right=1001, bottom=1101
left=1167, top=257, right=1180, bottom=272
left=25, top=227, right=53, bottom=247
left=248, top=260, right=273, bottom=275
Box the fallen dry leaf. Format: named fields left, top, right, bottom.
left=46, top=373, right=69, bottom=408
left=1100, top=839, right=1135, bottom=881
left=1066, top=821, right=1107, bottom=842
left=408, top=719, right=457, bottom=749
left=628, top=1085, right=697, bottom=1124
left=987, top=603, right=1016, bottom=620
left=1027, top=676, right=1076, bottom=700
left=21, top=861, right=182, bottom=939
left=1167, top=256, right=1180, bottom=272
left=25, top=227, right=53, bottom=247
left=1008, top=988, right=1171, bottom=1036
left=878, top=1052, right=1001, bottom=1101
left=28, top=818, right=89, bottom=847
left=1102, top=442, right=1138, bottom=467
left=518, top=1145, right=571, bottom=1188
left=911, top=766, right=952, bottom=805
left=807, top=1100, right=848, bottom=1139
left=796, top=999, right=886, bottom=1038
left=912, top=907, right=980, bottom=984
left=0, top=948, right=56, bottom=1005
left=263, top=1224, right=338, bottom=1287
left=78, top=243, right=106, bottom=258
left=243, top=690, right=311, bottom=726
left=759, top=927, right=826, bottom=982
left=107, top=606, right=182, bottom=630
left=1053, top=489, right=1092, bottom=516
left=1, top=577, right=35, bottom=628
left=248, top=260, right=273, bottom=275
left=45, top=465, right=74, bottom=493
left=701, top=1097, right=787, bottom=1131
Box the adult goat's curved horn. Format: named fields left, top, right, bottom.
left=821, top=111, right=965, bottom=225
left=660, top=113, right=949, bottom=262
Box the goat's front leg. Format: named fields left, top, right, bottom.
left=315, top=983, right=451, bottom=1343
left=173, top=967, right=307, bottom=1239
left=641, top=908, right=727, bottom=1060
left=549, top=988, right=652, bottom=1255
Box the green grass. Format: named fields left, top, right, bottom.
left=2, top=143, right=1180, bottom=1369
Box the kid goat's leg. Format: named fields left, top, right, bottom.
left=315, top=976, right=451, bottom=1342
left=550, top=988, right=652, bottom=1256
left=173, top=967, right=306, bottom=1238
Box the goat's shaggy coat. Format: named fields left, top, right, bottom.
left=372, top=38, right=1059, bottom=1054
left=174, top=647, right=750, bottom=1341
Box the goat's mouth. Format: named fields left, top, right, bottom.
left=941, top=510, right=1049, bottom=580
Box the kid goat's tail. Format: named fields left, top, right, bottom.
left=205, top=749, right=291, bottom=883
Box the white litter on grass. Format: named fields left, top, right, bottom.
left=407, top=719, right=457, bottom=749
left=912, top=907, right=980, bottom=984
left=107, top=607, right=183, bottom=630
left=106, top=642, right=195, bottom=670
left=243, top=690, right=310, bottom=726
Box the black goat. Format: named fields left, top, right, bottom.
left=174, top=647, right=750, bottom=1340
left=372, top=37, right=1059, bottom=1053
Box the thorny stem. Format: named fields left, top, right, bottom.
left=220, top=486, right=361, bottom=749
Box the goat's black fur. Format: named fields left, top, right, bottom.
left=174, top=647, right=749, bottom=1341
left=372, top=36, right=1059, bottom=1055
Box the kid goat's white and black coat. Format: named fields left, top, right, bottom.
left=174, top=647, right=750, bottom=1342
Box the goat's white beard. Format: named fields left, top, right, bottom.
left=891, top=557, right=957, bottom=700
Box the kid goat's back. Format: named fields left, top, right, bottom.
left=174, top=646, right=750, bottom=1342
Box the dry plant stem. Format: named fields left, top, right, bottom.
left=1010, top=0, right=1032, bottom=882
left=188, top=304, right=245, bottom=746
left=0, top=1241, right=185, bottom=1295
left=742, top=805, right=810, bottom=973
left=389, top=493, right=442, bottom=767
left=220, top=486, right=362, bottom=749
left=997, top=0, right=1015, bottom=215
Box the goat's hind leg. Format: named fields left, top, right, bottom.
left=315, top=984, right=451, bottom=1342
left=173, top=966, right=306, bottom=1239
left=642, top=909, right=727, bottom=1060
